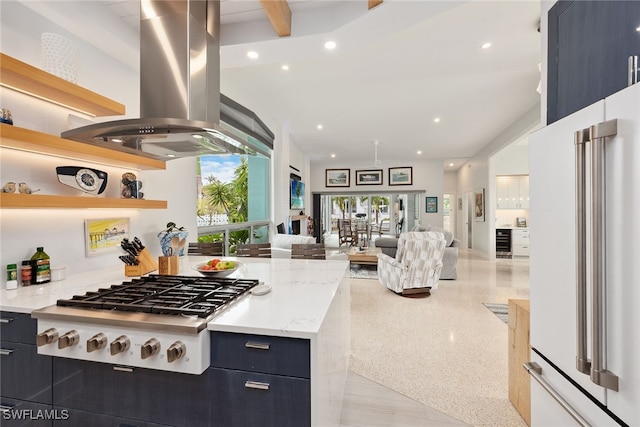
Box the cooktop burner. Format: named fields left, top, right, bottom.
left=56, top=275, right=259, bottom=318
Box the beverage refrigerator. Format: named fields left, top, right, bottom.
left=527, top=83, right=640, bottom=426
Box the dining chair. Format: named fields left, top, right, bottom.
left=291, top=243, right=326, bottom=260
left=188, top=242, right=224, bottom=256
left=337, top=219, right=357, bottom=247
left=236, top=243, right=272, bottom=258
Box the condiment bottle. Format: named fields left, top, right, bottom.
left=6, top=264, right=17, bottom=290
left=21, top=260, right=32, bottom=286
left=31, top=247, right=51, bottom=284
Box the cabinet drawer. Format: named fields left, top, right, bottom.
left=0, top=397, right=53, bottom=427
left=53, top=358, right=209, bottom=426
left=1, top=312, right=37, bottom=344
left=1, top=342, right=52, bottom=404
left=211, top=332, right=310, bottom=379
left=53, top=408, right=172, bottom=427
left=210, top=367, right=310, bottom=427
left=512, top=234, right=530, bottom=245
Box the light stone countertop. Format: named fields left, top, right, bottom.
left=0, top=257, right=350, bottom=339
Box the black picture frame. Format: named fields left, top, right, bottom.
left=355, top=169, right=383, bottom=185
left=325, top=169, right=350, bottom=187
left=389, top=167, right=413, bottom=186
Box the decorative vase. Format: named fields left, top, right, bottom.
left=157, top=230, right=189, bottom=257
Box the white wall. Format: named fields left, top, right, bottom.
left=456, top=104, right=540, bottom=258
left=0, top=2, right=196, bottom=275
left=310, top=159, right=445, bottom=228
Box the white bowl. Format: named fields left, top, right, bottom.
left=192, top=261, right=240, bottom=277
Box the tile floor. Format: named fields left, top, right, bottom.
left=333, top=233, right=530, bottom=427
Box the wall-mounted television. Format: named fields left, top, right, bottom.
left=290, top=179, right=305, bottom=210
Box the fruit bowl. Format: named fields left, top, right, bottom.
left=192, top=261, right=240, bottom=277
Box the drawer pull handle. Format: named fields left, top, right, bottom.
left=245, top=341, right=270, bottom=350
left=245, top=380, right=270, bottom=390
left=0, top=317, right=16, bottom=324
left=113, top=366, right=134, bottom=373
left=0, top=404, right=15, bottom=413
left=0, top=348, right=16, bottom=356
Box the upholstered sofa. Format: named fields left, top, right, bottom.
left=375, top=224, right=460, bottom=279
left=271, top=234, right=317, bottom=258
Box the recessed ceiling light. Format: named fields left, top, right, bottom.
left=247, top=51, right=259, bottom=59
left=434, top=117, right=441, bottom=123
left=112, top=138, right=123, bottom=143
left=324, top=41, right=337, bottom=50
left=281, top=64, right=290, bottom=70
left=636, top=26, right=640, bottom=32
left=481, top=42, right=492, bottom=49
left=167, top=154, right=176, bottom=158
left=331, top=154, right=336, bottom=158
left=317, top=124, right=323, bottom=130
left=449, top=163, right=454, bottom=167
left=417, top=150, right=422, bottom=155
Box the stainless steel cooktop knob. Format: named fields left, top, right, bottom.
left=110, top=335, right=130, bottom=356
left=36, top=328, right=59, bottom=346
left=86, top=333, right=108, bottom=353
left=141, top=338, right=161, bottom=359
left=58, top=330, right=80, bottom=350
left=167, top=341, right=186, bottom=363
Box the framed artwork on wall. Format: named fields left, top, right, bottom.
left=325, top=169, right=350, bottom=187
left=389, top=167, right=413, bottom=185
left=426, top=196, right=438, bottom=213
left=85, top=217, right=130, bottom=257
left=355, top=169, right=383, bottom=185
left=474, top=188, right=485, bottom=222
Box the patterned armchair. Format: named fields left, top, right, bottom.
left=377, top=231, right=446, bottom=296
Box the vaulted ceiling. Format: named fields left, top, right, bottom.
left=27, top=0, right=543, bottom=169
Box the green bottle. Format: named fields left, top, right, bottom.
left=31, top=247, right=51, bottom=284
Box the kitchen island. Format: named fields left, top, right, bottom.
left=0, top=257, right=350, bottom=426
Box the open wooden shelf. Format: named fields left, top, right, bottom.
left=0, top=53, right=125, bottom=117
left=0, top=124, right=165, bottom=170
left=0, top=193, right=167, bottom=209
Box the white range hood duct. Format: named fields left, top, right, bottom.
left=62, top=0, right=274, bottom=160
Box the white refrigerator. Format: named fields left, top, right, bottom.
left=528, top=83, right=640, bottom=426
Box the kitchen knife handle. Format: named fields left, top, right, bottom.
left=589, top=120, right=619, bottom=392
left=574, top=128, right=590, bottom=375
left=524, top=362, right=591, bottom=427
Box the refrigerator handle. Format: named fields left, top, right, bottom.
left=524, top=362, right=591, bottom=427
left=574, top=128, right=591, bottom=375
left=589, top=119, right=619, bottom=392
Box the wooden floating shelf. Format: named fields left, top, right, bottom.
left=0, top=53, right=125, bottom=117
left=0, top=124, right=166, bottom=170
left=0, top=193, right=167, bottom=209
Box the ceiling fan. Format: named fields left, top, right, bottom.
left=372, top=140, right=382, bottom=166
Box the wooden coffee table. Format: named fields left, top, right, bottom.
left=347, top=247, right=381, bottom=265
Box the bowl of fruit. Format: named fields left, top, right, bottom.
left=193, top=259, right=239, bottom=277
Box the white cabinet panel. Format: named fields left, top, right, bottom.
left=495, top=175, right=529, bottom=209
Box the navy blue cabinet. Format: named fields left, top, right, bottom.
left=547, top=1, right=640, bottom=123
left=52, top=358, right=210, bottom=427
left=0, top=397, right=54, bottom=427
left=52, top=408, right=171, bottom=427
left=209, top=332, right=311, bottom=427
left=0, top=312, right=52, bottom=405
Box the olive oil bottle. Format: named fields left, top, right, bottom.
left=31, top=246, right=51, bottom=284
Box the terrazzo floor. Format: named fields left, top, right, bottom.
left=335, top=236, right=530, bottom=427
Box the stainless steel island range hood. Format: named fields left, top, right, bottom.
left=62, top=0, right=273, bottom=160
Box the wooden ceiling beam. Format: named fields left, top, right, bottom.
left=368, top=0, right=383, bottom=10
left=259, top=0, right=292, bottom=37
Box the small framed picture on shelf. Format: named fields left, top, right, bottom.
left=325, top=169, right=350, bottom=187
left=426, top=196, right=438, bottom=213
left=389, top=167, right=413, bottom=185
left=355, top=169, right=383, bottom=185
